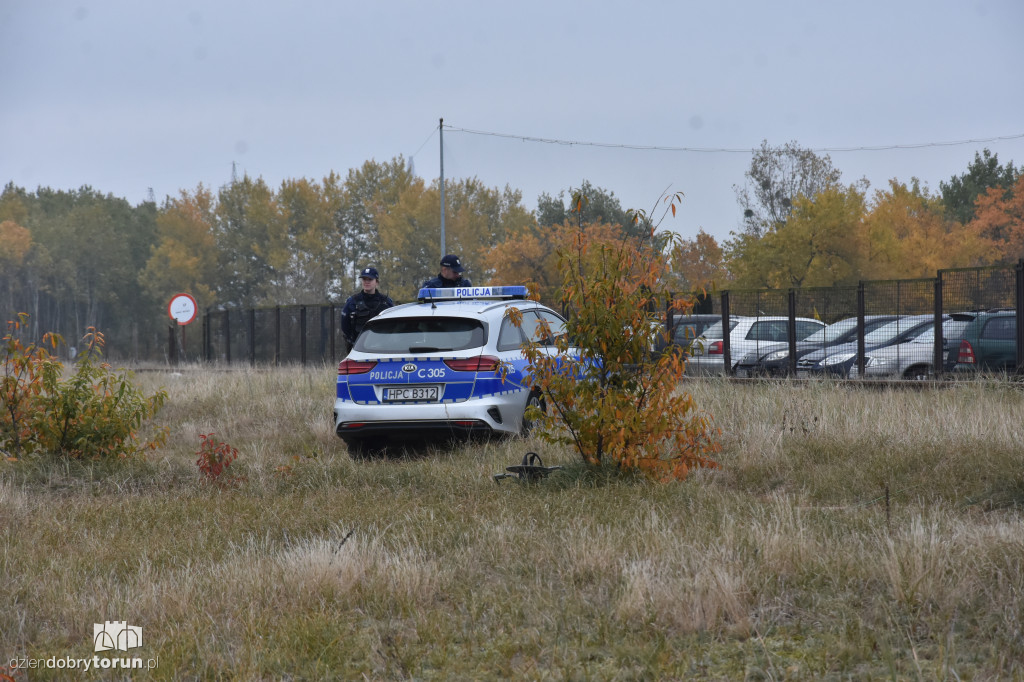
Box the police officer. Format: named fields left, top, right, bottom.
left=342, top=267, right=394, bottom=346
left=422, top=254, right=472, bottom=288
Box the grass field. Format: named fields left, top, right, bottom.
left=2, top=367, right=1023, bottom=680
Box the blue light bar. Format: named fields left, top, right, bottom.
left=417, top=286, right=529, bottom=302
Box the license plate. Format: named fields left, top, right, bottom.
left=735, top=368, right=749, bottom=378
left=383, top=385, right=440, bottom=402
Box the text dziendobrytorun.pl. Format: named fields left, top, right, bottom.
left=8, top=655, right=158, bottom=672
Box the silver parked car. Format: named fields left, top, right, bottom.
left=687, top=316, right=826, bottom=376
left=732, top=314, right=900, bottom=377
left=847, top=313, right=978, bottom=379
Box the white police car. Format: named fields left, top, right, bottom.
left=333, top=286, right=568, bottom=455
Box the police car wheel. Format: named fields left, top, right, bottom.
left=520, top=391, right=545, bottom=436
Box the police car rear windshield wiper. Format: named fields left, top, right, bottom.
left=408, top=345, right=453, bottom=353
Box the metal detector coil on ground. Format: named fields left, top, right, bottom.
left=493, top=452, right=563, bottom=483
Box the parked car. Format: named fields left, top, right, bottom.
left=687, top=315, right=826, bottom=375
left=847, top=313, right=978, bottom=379
left=333, top=285, right=573, bottom=455
left=733, top=314, right=900, bottom=377
left=955, top=310, right=1018, bottom=374
left=798, top=314, right=935, bottom=377
left=653, top=314, right=726, bottom=357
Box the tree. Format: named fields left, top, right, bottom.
left=512, top=216, right=719, bottom=481
left=335, top=157, right=417, bottom=292
left=537, top=180, right=651, bottom=239
left=374, top=176, right=534, bottom=301
left=668, top=229, right=729, bottom=292
left=140, top=185, right=218, bottom=312
left=482, top=218, right=627, bottom=308
left=213, top=175, right=288, bottom=307
left=734, top=140, right=845, bottom=237
left=726, top=184, right=869, bottom=288
left=0, top=220, right=32, bottom=314
left=969, top=173, right=1024, bottom=261
left=481, top=224, right=560, bottom=305
left=480, top=226, right=546, bottom=287
left=373, top=176, right=440, bottom=299
left=0, top=183, right=30, bottom=225
left=278, top=177, right=342, bottom=302
left=941, top=149, right=1021, bottom=226
left=18, top=187, right=151, bottom=353
left=864, top=179, right=997, bottom=277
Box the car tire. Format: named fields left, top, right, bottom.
left=520, top=391, right=546, bottom=437
left=903, top=365, right=931, bottom=381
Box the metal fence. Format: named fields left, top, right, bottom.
left=191, top=261, right=1023, bottom=374
left=668, top=260, right=1023, bottom=377
left=181, top=305, right=346, bottom=367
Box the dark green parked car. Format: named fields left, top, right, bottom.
left=955, top=310, right=1017, bottom=374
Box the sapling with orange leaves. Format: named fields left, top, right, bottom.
left=509, top=193, right=719, bottom=481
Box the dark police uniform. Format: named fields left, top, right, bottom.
left=342, top=267, right=394, bottom=345
left=422, top=274, right=473, bottom=288
left=422, top=254, right=472, bottom=288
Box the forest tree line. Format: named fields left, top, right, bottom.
left=1, top=144, right=1021, bottom=361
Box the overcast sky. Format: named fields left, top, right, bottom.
left=3, top=0, right=1023, bottom=244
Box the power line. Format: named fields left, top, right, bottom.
left=442, top=125, right=1024, bottom=154
left=410, top=126, right=439, bottom=160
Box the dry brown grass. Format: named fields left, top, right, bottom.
left=2, top=367, right=1023, bottom=679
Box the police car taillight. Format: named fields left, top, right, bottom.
left=338, top=359, right=377, bottom=375
left=444, top=356, right=501, bottom=372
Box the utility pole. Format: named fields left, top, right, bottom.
left=439, top=118, right=446, bottom=256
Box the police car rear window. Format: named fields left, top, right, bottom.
left=355, top=317, right=486, bottom=354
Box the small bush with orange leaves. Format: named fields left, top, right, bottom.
left=509, top=200, right=719, bottom=482
left=1, top=313, right=168, bottom=461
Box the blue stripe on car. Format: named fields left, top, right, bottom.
left=337, top=357, right=530, bottom=404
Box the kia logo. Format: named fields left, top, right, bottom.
left=402, top=363, right=416, bottom=372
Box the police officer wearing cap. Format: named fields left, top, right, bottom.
left=422, top=254, right=472, bottom=288
left=342, top=267, right=394, bottom=347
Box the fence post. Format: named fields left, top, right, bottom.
left=787, top=289, right=797, bottom=376
left=856, top=282, right=866, bottom=377
left=275, top=306, right=281, bottom=366
left=1017, top=259, right=1024, bottom=373
left=203, top=309, right=210, bottom=363
left=224, top=309, right=231, bottom=365
left=300, top=306, right=307, bottom=367
left=168, top=324, right=177, bottom=366
left=249, top=308, right=256, bottom=367
left=330, top=306, right=337, bottom=364
left=721, top=291, right=731, bottom=376
left=934, top=274, right=944, bottom=376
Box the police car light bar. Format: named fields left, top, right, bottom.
left=417, top=286, right=529, bottom=302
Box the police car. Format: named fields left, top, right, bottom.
left=333, top=286, right=568, bottom=454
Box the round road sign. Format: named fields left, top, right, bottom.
left=168, top=293, right=198, bottom=325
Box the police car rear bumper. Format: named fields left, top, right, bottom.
left=336, top=419, right=497, bottom=440
left=333, top=397, right=524, bottom=440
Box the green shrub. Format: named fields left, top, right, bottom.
left=1, top=313, right=168, bottom=461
